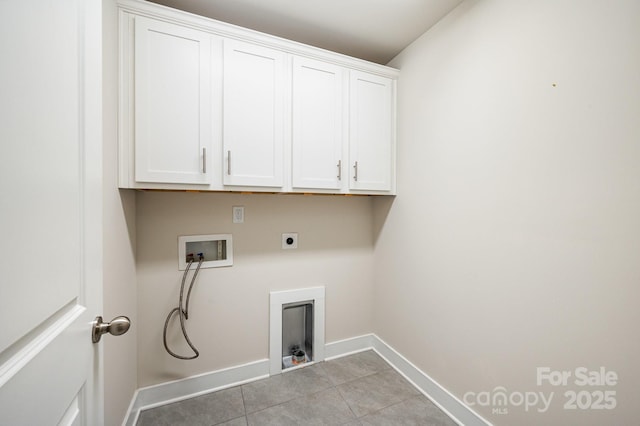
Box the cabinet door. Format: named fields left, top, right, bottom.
left=349, top=71, right=393, bottom=191
left=223, top=39, right=284, bottom=187
left=134, top=16, right=211, bottom=184
left=292, top=57, right=344, bottom=190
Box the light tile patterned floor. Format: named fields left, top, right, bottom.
left=136, top=351, right=457, bottom=426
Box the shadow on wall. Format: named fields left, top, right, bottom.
left=135, top=191, right=376, bottom=257
left=120, top=189, right=137, bottom=258
left=372, top=195, right=396, bottom=246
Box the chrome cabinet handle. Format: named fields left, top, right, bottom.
left=353, top=161, right=358, bottom=181
left=227, top=150, right=231, bottom=175
left=92, top=315, right=131, bottom=343
left=337, top=160, right=342, bottom=180
left=202, top=147, right=207, bottom=174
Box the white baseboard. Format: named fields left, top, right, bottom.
left=324, top=333, right=376, bottom=360
left=123, top=334, right=490, bottom=426
left=123, top=359, right=269, bottom=426
left=369, top=335, right=491, bottom=426
left=326, top=334, right=490, bottom=426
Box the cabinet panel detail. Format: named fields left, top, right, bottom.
left=222, top=39, right=285, bottom=187
left=292, top=57, right=344, bottom=190
left=349, top=71, right=393, bottom=192
left=134, top=16, right=212, bottom=184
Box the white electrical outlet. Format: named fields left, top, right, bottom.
left=282, top=233, right=298, bottom=249
left=233, top=206, right=244, bottom=223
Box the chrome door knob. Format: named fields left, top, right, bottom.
left=92, top=315, right=131, bottom=343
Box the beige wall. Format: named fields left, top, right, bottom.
left=374, top=0, right=640, bottom=425
left=136, top=192, right=374, bottom=387
left=103, top=1, right=138, bottom=425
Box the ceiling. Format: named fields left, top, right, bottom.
left=147, top=0, right=464, bottom=64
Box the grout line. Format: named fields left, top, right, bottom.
left=334, top=381, right=359, bottom=420
left=241, top=364, right=331, bottom=415
left=134, top=350, right=460, bottom=426
left=239, top=385, right=247, bottom=419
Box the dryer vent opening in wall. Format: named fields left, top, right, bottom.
left=282, top=301, right=313, bottom=369
left=269, top=287, right=325, bottom=375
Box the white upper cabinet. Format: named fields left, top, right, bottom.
left=222, top=39, right=285, bottom=188
left=133, top=16, right=212, bottom=184
left=349, top=71, right=394, bottom=192
left=291, top=57, right=344, bottom=190
left=118, top=0, right=396, bottom=194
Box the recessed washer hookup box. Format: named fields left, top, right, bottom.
left=178, top=234, right=233, bottom=270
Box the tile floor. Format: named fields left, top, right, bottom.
left=136, top=350, right=458, bottom=426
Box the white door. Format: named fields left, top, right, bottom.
left=0, top=1, right=104, bottom=425
left=134, top=16, right=212, bottom=185
left=291, top=57, right=344, bottom=190
left=223, top=39, right=285, bottom=188
left=349, top=70, right=393, bottom=192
